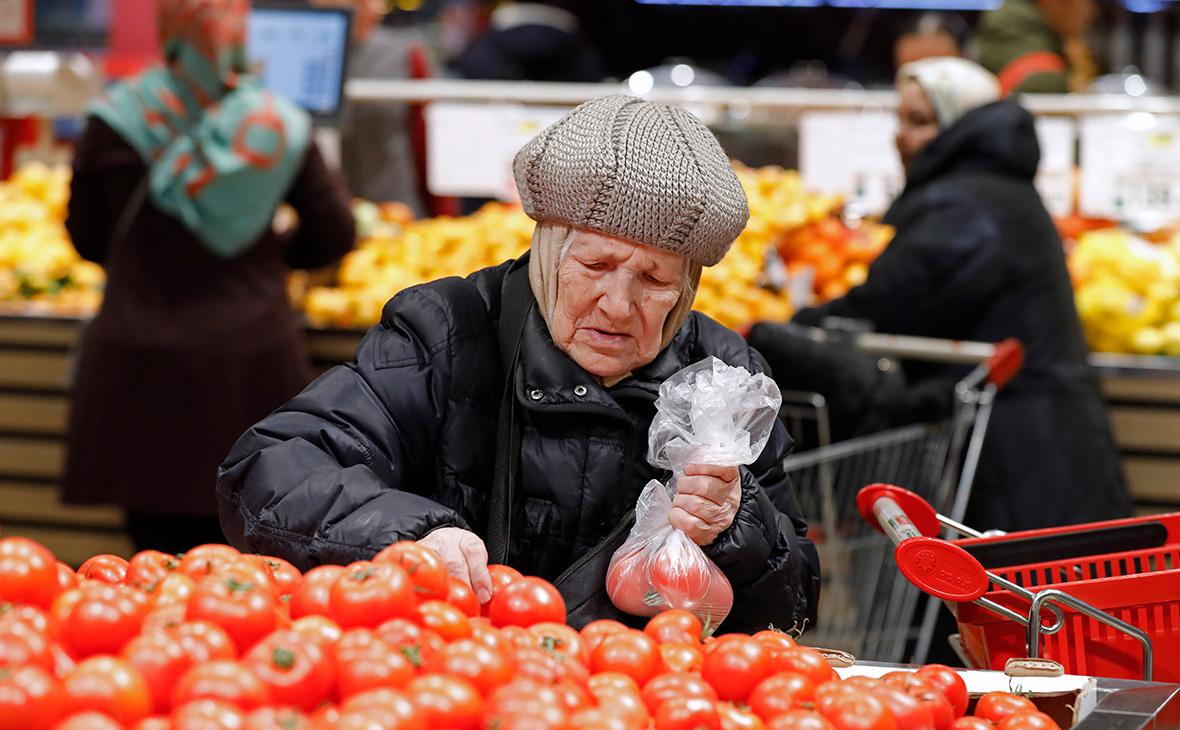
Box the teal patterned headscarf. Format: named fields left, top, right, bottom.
left=92, top=0, right=310, bottom=258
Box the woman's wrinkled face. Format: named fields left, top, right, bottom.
left=550, top=231, right=686, bottom=380
left=896, top=79, right=940, bottom=172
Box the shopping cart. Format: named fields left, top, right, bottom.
left=782, top=330, right=1024, bottom=664
left=859, top=483, right=1176, bottom=682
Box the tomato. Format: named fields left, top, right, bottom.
left=423, top=638, right=513, bottom=696
left=55, top=563, right=79, bottom=594
left=748, top=674, right=816, bottom=721
left=719, top=702, right=766, bottom=730
left=770, top=647, right=838, bottom=686
left=329, top=562, right=417, bottom=629
left=528, top=622, right=586, bottom=663
left=246, top=557, right=301, bottom=598
left=55, top=583, right=149, bottom=658
left=170, top=699, right=247, bottom=730
left=149, top=574, right=196, bottom=609
left=752, top=630, right=797, bottom=655
left=996, top=711, right=1060, bottom=730
left=52, top=712, right=124, bottom=730
left=76, top=556, right=129, bottom=585
left=243, top=706, right=312, bottom=730
left=872, top=687, right=934, bottom=730
left=334, top=630, right=415, bottom=699
left=288, top=565, right=344, bottom=620
left=509, top=645, right=587, bottom=689
left=580, top=619, right=630, bottom=656
left=0, top=538, right=60, bottom=609
left=591, top=631, right=662, bottom=686
left=406, top=674, right=484, bottom=730
left=447, top=578, right=481, bottom=618
left=481, top=565, right=523, bottom=616
left=133, top=718, right=172, bottom=730
left=592, top=685, right=651, bottom=729
left=813, top=681, right=857, bottom=716
left=701, top=637, right=772, bottom=703
left=0, top=665, right=65, bottom=729
left=170, top=661, right=269, bottom=711
left=186, top=572, right=279, bottom=652
left=339, top=688, right=424, bottom=730
left=656, top=696, right=722, bottom=730
left=605, top=546, right=654, bottom=617
left=487, top=577, right=565, bottom=628
left=121, top=631, right=194, bottom=714
left=416, top=600, right=472, bottom=641
left=659, top=642, right=703, bottom=673
left=243, top=630, right=334, bottom=711
left=0, top=604, right=51, bottom=635
left=374, top=618, right=444, bottom=668
left=819, top=692, right=897, bottom=730
left=645, top=610, right=704, bottom=645
left=768, top=710, right=837, bottom=730
left=569, top=708, right=631, bottom=730
left=974, top=693, right=1037, bottom=724
left=950, top=720, right=993, bottom=730
left=0, top=620, right=53, bottom=671
left=373, top=542, right=449, bottom=602
left=124, top=551, right=180, bottom=593
left=485, top=681, right=570, bottom=729
left=289, top=615, right=342, bottom=651
left=914, top=666, right=968, bottom=719
left=903, top=681, right=953, bottom=730
left=167, top=620, right=237, bottom=662
left=177, top=545, right=241, bottom=581
left=642, top=672, right=719, bottom=713
left=63, top=656, right=152, bottom=725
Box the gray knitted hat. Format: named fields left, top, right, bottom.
left=513, top=95, right=749, bottom=267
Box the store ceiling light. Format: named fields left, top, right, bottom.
left=628, top=70, right=655, bottom=95
left=1125, top=74, right=1148, bottom=97
left=670, top=64, right=696, bottom=87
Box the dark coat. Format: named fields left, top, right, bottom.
left=62, top=117, right=356, bottom=517
left=217, top=257, right=820, bottom=632
left=794, top=101, right=1131, bottom=532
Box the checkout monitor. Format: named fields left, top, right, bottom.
left=245, top=4, right=353, bottom=122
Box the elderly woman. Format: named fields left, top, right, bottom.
left=794, top=58, right=1129, bottom=533
left=218, top=96, right=820, bottom=631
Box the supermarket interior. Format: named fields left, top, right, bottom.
left=6, top=0, right=1180, bottom=727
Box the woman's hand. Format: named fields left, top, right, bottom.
left=417, top=527, right=493, bottom=603
left=669, top=464, right=742, bottom=546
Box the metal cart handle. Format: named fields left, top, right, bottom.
left=857, top=483, right=1155, bottom=681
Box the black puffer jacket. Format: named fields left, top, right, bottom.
left=218, top=257, right=819, bottom=632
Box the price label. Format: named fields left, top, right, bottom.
left=799, top=111, right=904, bottom=217
left=1080, top=114, right=1180, bottom=224
left=426, top=102, right=570, bottom=200
left=1033, top=117, right=1076, bottom=219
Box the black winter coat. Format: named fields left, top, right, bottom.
left=795, top=101, right=1131, bottom=532
left=218, top=257, right=820, bottom=631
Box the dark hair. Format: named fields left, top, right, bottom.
left=897, top=12, right=970, bottom=53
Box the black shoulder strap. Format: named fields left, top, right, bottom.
left=487, top=261, right=534, bottom=564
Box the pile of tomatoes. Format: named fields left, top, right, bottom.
left=0, top=535, right=1062, bottom=730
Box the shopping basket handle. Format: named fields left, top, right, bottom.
left=985, top=339, right=1024, bottom=391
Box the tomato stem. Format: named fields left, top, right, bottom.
left=400, top=644, right=423, bottom=668
left=272, top=646, right=297, bottom=670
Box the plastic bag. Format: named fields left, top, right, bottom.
left=605, top=357, right=783, bottom=627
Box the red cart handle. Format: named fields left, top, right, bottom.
left=985, top=339, right=1024, bottom=391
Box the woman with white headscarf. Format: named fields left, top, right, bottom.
left=793, top=58, right=1129, bottom=535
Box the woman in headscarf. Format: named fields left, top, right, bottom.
left=62, top=0, right=356, bottom=553
left=793, top=57, right=1130, bottom=533
left=218, top=95, right=820, bottom=632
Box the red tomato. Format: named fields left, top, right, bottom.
left=334, top=628, right=415, bottom=699
left=655, top=696, right=722, bottom=730
left=950, top=720, right=993, bottom=730
left=604, top=547, right=653, bottom=617
left=903, top=679, right=954, bottom=730
left=124, top=551, right=180, bottom=593
left=150, top=574, right=196, bottom=609
left=649, top=546, right=711, bottom=603
left=580, top=619, right=630, bottom=656
left=329, top=562, right=417, bottom=629
left=913, top=666, right=968, bottom=719
left=770, top=647, right=838, bottom=686
left=509, top=644, right=590, bottom=690
left=246, top=557, right=302, bottom=598
left=63, top=656, right=152, bottom=725
left=177, top=545, right=241, bottom=581
left=339, top=687, right=424, bottom=730
left=167, top=621, right=237, bottom=663
left=0, top=604, right=51, bottom=635
left=51, top=712, right=123, bottom=730
left=170, top=699, right=247, bottom=730
left=528, top=622, right=586, bottom=663
left=423, top=639, right=513, bottom=696
left=873, top=687, right=934, bottom=730
left=186, top=571, right=280, bottom=652
left=170, top=661, right=269, bottom=711
left=819, top=692, right=897, bottom=730
left=748, top=673, right=816, bottom=721
left=642, top=672, right=719, bottom=713
left=406, top=674, right=484, bottom=730
left=660, top=642, right=704, bottom=673
left=0, top=620, right=54, bottom=671
left=487, top=577, right=566, bottom=628
left=996, top=713, right=1060, bottom=730
left=289, top=615, right=343, bottom=651
left=591, top=631, right=662, bottom=686
left=0, top=665, right=65, bottom=730
left=751, top=630, right=797, bottom=655
left=570, top=708, right=631, bottom=730
left=55, top=563, right=78, bottom=594
left=373, top=542, right=449, bottom=602
left=447, top=578, right=481, bottom=618
left=121, top=631, right=195, bottom=714
left=0, top=538, right=61, bottom=609
left=701, top=637, right=772, bottom=703
left=288, top=565, right=344, bottom=620
left=719, top=702, right=766, bottom=730
left=974, top=693, right=1037, bottom=724
left=243, top=707, right=312, bottom=730
left=416, top=600, right=472, bottom=641
left=768, top=710, right=837, bottom=730
left=374, top=618, right=444, bottom=668
left=485, top=681, right=570, bottom=727
left=243, top=630, right=335, bottom=711
left=481, top=565, right=523, bottom=616
left=76, top=556, right=129, bottom=585
left=132, top=717, right=172, bottom=730
left=592, top=686, right=651, bottom=729
left=55, top=584, right=149, bottom=658
left=645, top=610, right=704, bottom=645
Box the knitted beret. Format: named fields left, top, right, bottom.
left=513, top=95, right=749, bottom=267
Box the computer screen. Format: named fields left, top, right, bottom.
left=245, top=5, right=352, bottom=121
left=32, top=0, right=111, bottom=48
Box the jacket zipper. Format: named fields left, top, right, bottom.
left=553, top=509, right=635, bottom=587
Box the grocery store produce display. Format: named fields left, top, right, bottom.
left=0, top=535, right=1060, bottom=729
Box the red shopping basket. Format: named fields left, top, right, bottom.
left=858, top=484, right=1174, bottom=681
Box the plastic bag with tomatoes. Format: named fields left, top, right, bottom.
left=606, top=357, right=782, bottom=628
